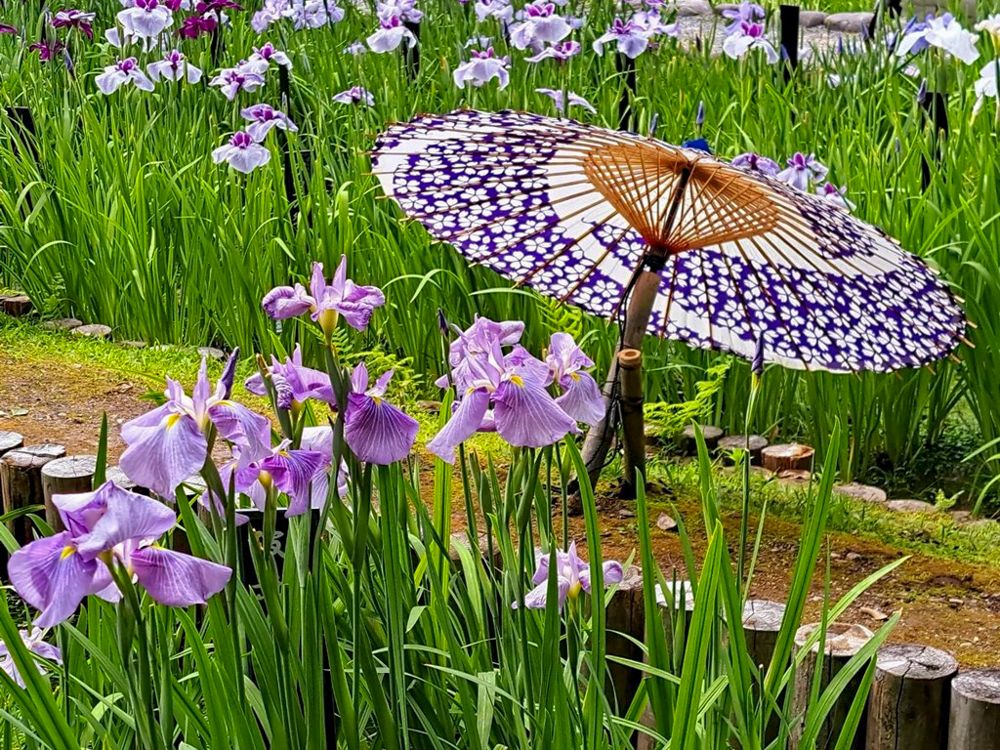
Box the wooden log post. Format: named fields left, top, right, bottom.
left=948, top=669, right=1000, bottom=750
left=681, top=424, right=724, bottom=454
left=618, top=349, right=645, bottom=499
left=0, top=431, right=24, bottom=457
left=718, top=435, right=768, bottom=464
left=791, top=622, right=874, bottom=750
left=1, top=445, right=66, bottom=566
left=605, top=566, right=646, bottom=713
left=866, top=643, right=957, bottom=750
left=41, top=455, right=97, bottom=532
left=762, top=443, right=814, bottom=473
left=743, top=599, right=786, bottom=671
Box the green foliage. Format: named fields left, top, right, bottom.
left=645, top=361, right=731, bottom=440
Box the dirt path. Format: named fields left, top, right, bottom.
left=3, top=346, right=999, bottom=665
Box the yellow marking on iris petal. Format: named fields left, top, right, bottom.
left=166, top=413, right=182, bottom=429
left=372, top=396, right=382, bottom=406
left=568, top=581, right=582, bottom=600
left=61, top=546, right=75, bottom=560
left=509, top=375, right=524, bottom=387
left=571, top=373, right=580, bottom=381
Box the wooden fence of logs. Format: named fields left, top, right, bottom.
left=2, top=428, right=998, bottom=747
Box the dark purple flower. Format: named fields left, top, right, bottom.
left=261, top=257, right=386, bottom=335
left=776, top=152, right=828, bottom=191
left=333, top=86, right=375, bottom=106
left=721, top=1, right=764, bottom=33
left=29, top=40, right=65, bottom=62
left=119, top=352, right=271, bottom=498
left=51, top=9, right=95, bottom=39
left=177, top=14, right=217, bottom=38
left=513, top=542, right=623, bottom=610
left=195, top=0, right=243, bottom=13
left=345, top=363, right=419, bottom=465
left=751, top=333, right=765, bottom=375
left=244, top=344, right=336, bottom=408
left=0, top=24, right=19, bottom=35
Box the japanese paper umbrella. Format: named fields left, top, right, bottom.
left=371, top=110, right=965, bottom=467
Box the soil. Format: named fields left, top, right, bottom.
left=3, top=348, right=1000, bottom=666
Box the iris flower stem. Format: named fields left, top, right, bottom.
left=515, top=449, right=541, bottom=728
left=737, top=373, right=763, bottom=594
left=58, top=625, right=70, bottom=726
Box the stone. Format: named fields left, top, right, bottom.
left=418, top=400, right=440, bottom=415
left=41, top=318, right=83, bottom=331
left=886, top=499, right=937, bottom=513
left=668, top=0, right=712, bottom=16
left=0, top=294, right=32, bottom=316
left=197, top=346, right=226, bottom=361
left=860, top=606, right=889, bottom=621
left=617, top=507, right=636, bottom=519
left=846, top=552, right=862, bottom=561
left=71, top=324, right=112, bottom=339
left=681, top=424, right=723, bottom=452
left=119, top=340, right=147, bottom=349
left=777, top=469, right=811, bottom=486
left=824, top=11, right=874, bottom=33
left=799, top=10, right=827, bottom=27
left=951, top=510, right=974, bottom=524
left=656, top=513, right=678, bottom=532
left=834, top=482, right=887, bottom=504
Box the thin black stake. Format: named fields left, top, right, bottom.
left=278, top=66, right=300, bottom=222
left=779, top=4, right=800, bottom=83
left=920, top=91, right=949, bottom=191
left=616, top=53, right=636, bottom=131
left=403, top=21, right=420, bottom=78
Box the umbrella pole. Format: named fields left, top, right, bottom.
left=580, top=267, right=661, bottom=491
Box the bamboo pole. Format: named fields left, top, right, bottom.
left=618, top=348, right=645, bottom=499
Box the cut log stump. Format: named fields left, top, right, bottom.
left=0, top=431, right=24, bottom=457
left=742, top=599, right=786, bottom=671
left=681, top=424, right=723, bottom=453
left=948, top=669, right=1000, bottom=750
left=791, top=622, right=874, bottom=750
left=717, top=434, right=768, bottom=464
left=41, top=455, right=97, bottom=532
left=605, top=566, right=645, bottom=713
left=1, top=444, right=66, bottom=548
left=762, top=443, right=815, bottom=473
left=0, top=294, right=32, bottom=317
left=866, top=643, right=957, bottom=750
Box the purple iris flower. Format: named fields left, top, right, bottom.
left=118, top=0, right=174, bottom=39
left=96, top=57, right=156, bottom=94
left=148, top=48, right=202, bottom=83
left=776, top=152, right=828, bottom=191
left=209, top=64, right=266, bottom=101
left=544, top=333, right=604, bottom=425
left=435, top=316, right=524, bottom=391
left=119, top=352, right=271, bottom=498
left=0, top=628, right=62, bottom=688
left=732, top=151, right=780, bottom=176
left=474, top=0, right=513, bottom=24
left=345, top=363, right=419, bottom=465
left=509, top=1, right=572, bottom=53
left=513, top=542, right=623, bottom=610
left=721, top=1, right=765, bottom=33
left=428, top=320, right=577, bottom=463
left=234, top=440, right=327, bottom=516
left=244, top=344, right=336, bottom=408
left=722, top=21, right=779, bottom=63
left=177, top=13, right=216, bottom=37
left=0, top=23, right=19, bottom=35
left=344, top=41, right=367, bottom=55
left=29, top=39, right=66, bottom=62
left=525, top=39, right=580, bottom=62
left=212, top=131, right=271, bottom=174
left=366, top=15, right=416, bottom=53
left=195, top=0, right=242, bottom=12
left=8, top=481, right=231, bottom=626
left=453, top=47, right=511, bottom=90
left=261, top=258, right=386, bottom=335
left=816, top=182, right=855, bottom=210
left=247, top=41, right=292, bottom=72
left=536, top=87, right=596, bottom=114
left=51, top=9, right=96, bottom=39
left=377, top=0, right=422, bottom=23
left=333, top=86, right=375, bottom=106
left=240, top=103, right=298, bottom=142
left=593, top=17, right=653, bottom=59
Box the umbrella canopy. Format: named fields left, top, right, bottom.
left=372, top=109, right=965, bottom=373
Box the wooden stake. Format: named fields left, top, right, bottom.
left=605, top=566, right=645, bottom=712
left=41, top=455, right=97, bottom=532
left=742, top=599, right=786, bottom=670
left=791, top=622, right=874, bottom=750
left=618, top=348, right=645, bottom=499
left=948, top=669, right=1000, bottom=750
left=866, top=643, right=957, bottom=750
left=780, top=4, right=801, bottom=81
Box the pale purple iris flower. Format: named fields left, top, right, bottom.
left=435, top=316, right=524, bottom=391
left=120, top=352, right=272, bottom=498
left=544, top=333, right=604, bottom=425
left=285, top=0, right=345, bottom=30
left=973, top=59, right=998, bottom=117
left=262, top=257, right=386, bottom=334
left=233, top=440, right=327, bottom=517
left=333, top=86, right=375, bottom=105
left=244, top=344, right=336, bottom=408
left=96, top=58, right=156, bottom=94
left=147, top=48, right=202, bottom=83
left=344, top=363, right=419, bottom=465
left=536, top=87, right=596, bottom=114
left=722, top=21, right=779, bottom=63
left=465, top=34, right=492, bottom=48
left=896, top=13, right=979, bottom=64
left=212, top=131, right=271, bottom=173
left=378, top=0, right=422, bottom=23
left=344, top=41, right=367, bottom=54
left=8, top=481, right=231, bottom=626
left=525, top=39, right=581, bottom=62
left=428, top=319, right=577, bottom=463
left=52, top=9, right=96, bottom=38
left=117, top=0, right=174, bottom=38
left=721, top=1, right=764, bottom=33
left=474, top=0, right=513, bottom=24
left=453, top=47, right=510, bottom=90
left=209, top=64, right=266, bottom=100
left=301, top=426, right=349, bottom=502
left=593, top=17, right=653, bottom=59
left=816, top=182, right=855, bottom=210
left=513, top=542, right=624, bottom=610
left=732, top=152, right=780, bottom=176
left=366, top=15, right=416, bottom=53
left=247, top=41, right=293, bottom=73
left=240, top=103, right=298, bottom=142
left=776, top=152, right=828, bottom=191
left=631, top=9, right=678, bottom=38
left=0, top=628, right=61, bottom=688
left=509, top=1, right=572, bottom=53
